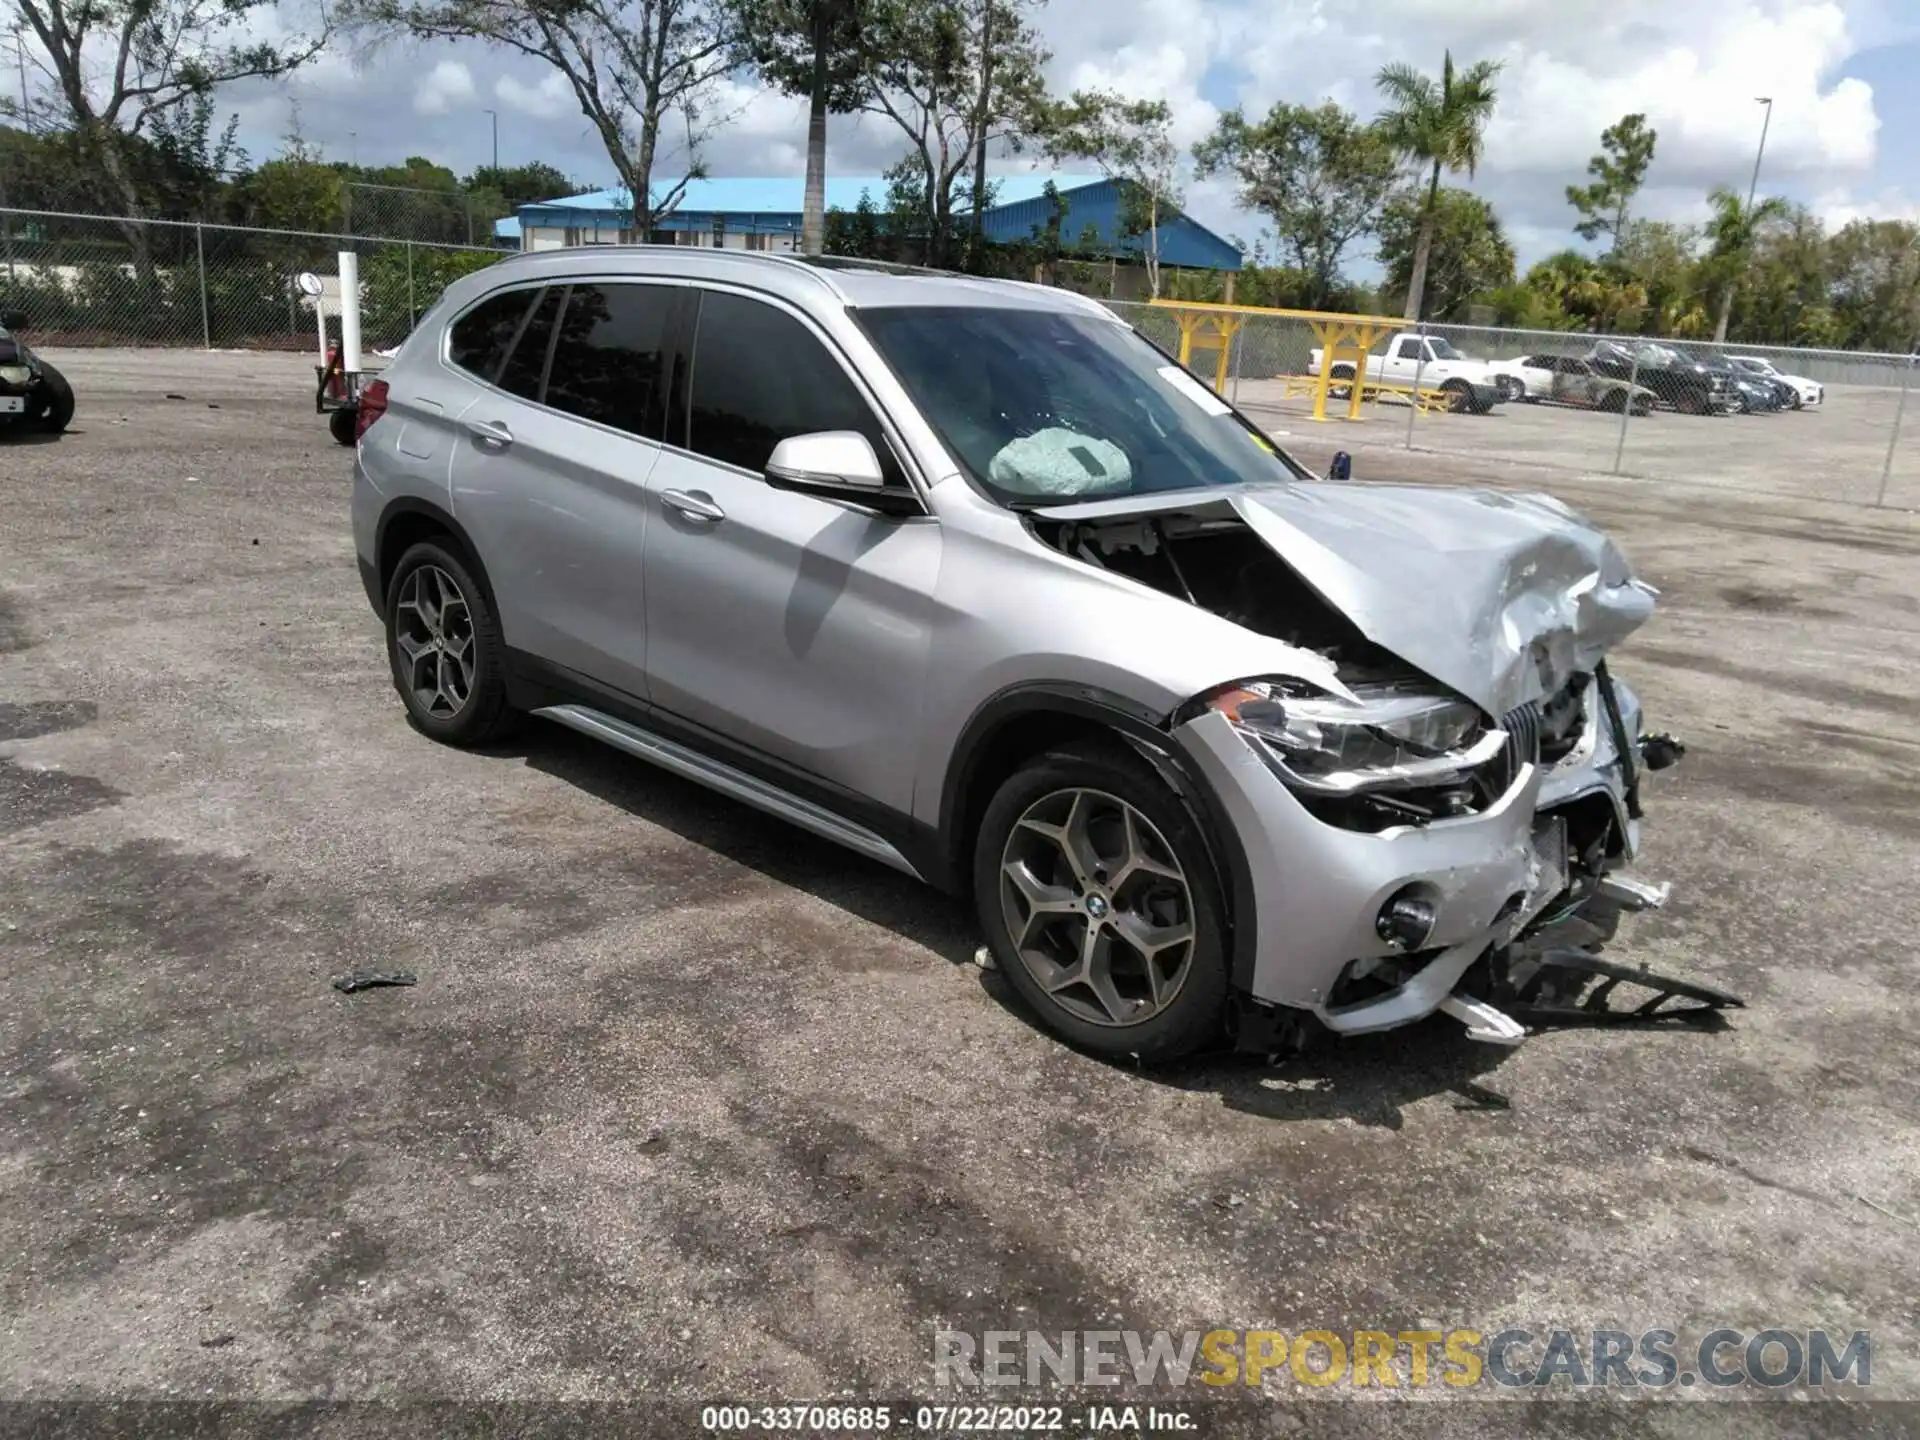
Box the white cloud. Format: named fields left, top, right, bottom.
left=495, top=71, right=575, bottom=122
left=414, top=60, right=477, bottom=117
left=197, top=0, right=1904, bottom=269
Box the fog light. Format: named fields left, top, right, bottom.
left=1375, top=892, right=1436, bottom=951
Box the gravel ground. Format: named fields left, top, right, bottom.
left=2, top=350, right=1918, bottom=1437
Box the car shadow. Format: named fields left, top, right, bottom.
left=478, top=718, right=1601, bottom=1127
left=490, top=717, right=982, bottom=968
left=0, top=427, right=70, bottom=445
left=1134, top=1020, right=1522, bottom=1130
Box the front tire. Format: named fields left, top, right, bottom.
left=384, top=540, right=518, bottom=746
left=973, top=740, right=1229, bottom=1063
left=37, top=363, right=74, bottom=433
left=1495, top=375, right=1524, bottom=403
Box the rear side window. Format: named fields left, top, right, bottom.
left=685, top=290, right=898, bottom=480
left=542, top=282, right=677, bottom=439
left=448, top=287, right=540, bottom=382
left=496, top=287, right=562, bottom=400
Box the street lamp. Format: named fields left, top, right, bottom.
left=483, top=108, right=499, bottom=172
left=1746, top=96, right=1773, bottom=212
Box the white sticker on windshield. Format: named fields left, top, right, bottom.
left=1156, top=365, right=1232, bottom=416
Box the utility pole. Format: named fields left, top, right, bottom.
left=1746, top=96, right=1773, bottom=212
left=484, top=109, right=499, bottom=172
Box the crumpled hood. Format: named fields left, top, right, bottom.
left=1034, top=480, right=1655, bottom=715
left=1227, top=483, right=1655, bottom=714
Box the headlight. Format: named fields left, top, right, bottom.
left=0, top=365, right=30, bottom=385
left=1204, top=680, right=1505, bottom=795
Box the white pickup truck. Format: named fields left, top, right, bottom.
left=1308, top=331, right=1506, bottom=413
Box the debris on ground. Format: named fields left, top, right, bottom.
left=331, top=969, right=418, bottom=994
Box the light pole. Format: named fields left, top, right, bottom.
left=1746, top=96, right=1773, bottom=212
left=484, top=108, right=498, bottom=172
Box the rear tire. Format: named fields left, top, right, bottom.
left=973, top=739, right=1229, bottom=1063
left=384, top=540, right=519, bottom=747
left=36, top=363, right=74, bottom=433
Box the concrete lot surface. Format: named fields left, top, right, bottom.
left=1231, top=376, right=1920, bottom=512
left=2, top=350, right=1918, bottom=1433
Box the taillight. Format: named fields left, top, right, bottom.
left=355, top=378, right=390, bottom=442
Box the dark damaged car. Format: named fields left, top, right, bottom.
left=350, top=252, right=1734, bottom=1062
left=0, top=310, right=75, bottom=435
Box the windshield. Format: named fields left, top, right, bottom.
left=1733, top=357, right=1769, bottom=373
left=1426, top=338, right=1466, bottom=360
left=857, top=306, right=1309, bottom=504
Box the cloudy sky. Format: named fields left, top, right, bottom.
left=192, top=0, right=1920, bottom=270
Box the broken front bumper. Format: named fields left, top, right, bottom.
left=1175, top=674, right=1651, bottom=1038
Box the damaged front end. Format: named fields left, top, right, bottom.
left=1029, top=484, right=1740, bottom=1049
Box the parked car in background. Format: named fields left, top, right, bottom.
left=1587, top=341, right=1737, bottom=415
left=1695, top=353, right=1784, bottom=413
left=1309, top=331, right=1505, bottom=412
left=1493, top=354, right=1654, bottom=414
left=349, top=248, right=1692, bottom=1062
left=1730, top=355, right=1821, bottom=409
left=0, top=310, right=76, bottom=435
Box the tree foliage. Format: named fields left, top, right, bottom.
left=1039, top=89, right=1178, bottom=295
left=1376, top=185, right=1514, bottom=322
left=729, top=0, right=866, bottom=254
left=1566, top=112, right=1657, bottom=248
left=1373, top=49, right=1502, bottom=321
left=856, top=0, right=1049, bottom=268
left=363, top=0, right=732, bottom=236
left=1193, top=101, right=1398, bottom=310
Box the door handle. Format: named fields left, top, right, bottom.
left=465, top=418, right=513, bottom=448
left=661, top=488, right=725, bottom=524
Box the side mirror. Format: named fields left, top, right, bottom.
left=766, top=431, right=919, bottom=515
left=0, top=309, right=26, bottom=331
left=1328, top=451, right=1351, bottom=481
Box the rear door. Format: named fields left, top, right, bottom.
left=451, top=278, right=686, bottom=699
left=638, top=286, right=940, bottom=816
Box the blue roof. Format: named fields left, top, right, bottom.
left=509, top=173, right=1241, bottom=270
left=522, top=173, right=1103, bottom=220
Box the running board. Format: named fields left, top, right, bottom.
left=531, top=703, right=925, bottom=881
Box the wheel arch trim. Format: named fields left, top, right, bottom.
left=938, top=682, right=1261, bottom=991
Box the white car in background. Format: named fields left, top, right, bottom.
left=1491, top=354, right=1555, bottom=402
left=1729, top=355, right=1822, bottom=408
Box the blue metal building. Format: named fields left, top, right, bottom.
left=497, top=174, right=1241, bottom=273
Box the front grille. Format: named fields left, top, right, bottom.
left=1502, top=700, right=1543, bottom=774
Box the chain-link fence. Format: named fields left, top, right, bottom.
left=344, top=183, right=501, bottom=248
left=1108, top=300, right=1920, bottom=511
left=0, top=208, right=506, bottom=351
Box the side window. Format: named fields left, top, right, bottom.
left=1395, top=338, right=1425, bottom=360
left=685, top=290, right=901, bottom=483
left=496, top=287, right=561, bottom=400
left=542, top=282, right=677, bottom=439
left=447, top=287, right=540, bottom=382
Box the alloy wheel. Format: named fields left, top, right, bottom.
left=998, top=787, right=1197, bottom=1028
left=393, top=564, right=476, bottom=719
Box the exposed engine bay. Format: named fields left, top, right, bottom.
left=1029, top=497, right=1739, bottom=1049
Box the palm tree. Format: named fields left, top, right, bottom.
left=1703, top=185, right=1790, bottom=343
left=1374, top=51, right=1503, bottom=322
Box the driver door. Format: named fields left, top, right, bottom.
left=639, top=287, right=940, bottom=817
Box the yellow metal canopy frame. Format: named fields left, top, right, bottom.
left=1148, top=299, right=1408, bottom=422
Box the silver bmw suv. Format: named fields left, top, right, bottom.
left=351, top=248, right=1693, bottom=1061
